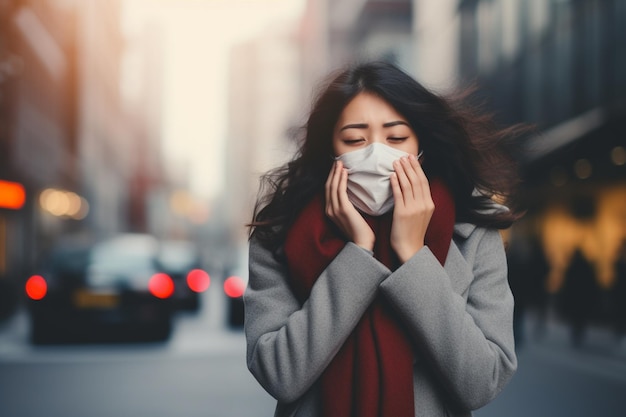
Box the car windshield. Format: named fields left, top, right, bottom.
left=88, top=235, right=158, bottom=278
left=158, top=242, right=198, bottom=272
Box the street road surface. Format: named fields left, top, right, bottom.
left=1, top=288, right=625, bottom=417
left=476, top=316, right=626, bottom=417
left=0, top=283, right=276, bottom=417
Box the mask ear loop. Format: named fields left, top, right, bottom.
left=417, top=150, right=424, bottom=163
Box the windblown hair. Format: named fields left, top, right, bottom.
left=249, top=61, right=527, bottom=251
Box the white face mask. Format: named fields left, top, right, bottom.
left=335, top=143, right=418, bottom=216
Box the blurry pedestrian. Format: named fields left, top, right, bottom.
left=507, top=234, right=549, bottom=349
left=612, top=240, right=626, bottom=343
left=244, top=61, right=522, bottom=417
left=505, top=233, right=528, bottom=349
left=527, top=237, right=551, bottom=340
left=559, top=248, right=599, bottom=348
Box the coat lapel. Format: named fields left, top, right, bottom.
left=443, top=224, right=476, bottom=297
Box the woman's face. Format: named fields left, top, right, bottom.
left=332, top=92, right=419, bottom=157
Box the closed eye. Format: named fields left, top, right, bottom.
left=343, top=138, right=365, bottom=145
left=388, top=137, right=408, bottom=142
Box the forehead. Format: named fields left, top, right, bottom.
left=337, top=92, right=406, bottom=123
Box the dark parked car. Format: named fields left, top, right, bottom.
left=26, top=234, right=175, bottom=344
left=157, top=240, right=210, bottom=312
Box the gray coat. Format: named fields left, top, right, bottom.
left=244, top=223, right=517, bottom=417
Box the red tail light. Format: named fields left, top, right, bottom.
left=224, top=276, right=246, bottom=298
left=26, top=275, right=47, bottom=300
left=149, top=273, right=174, bottom=299
left=186, top=269, right=210, bottom=293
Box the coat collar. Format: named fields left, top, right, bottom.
left=453, top=222, right=476, bottom=239
left=453, top=196, right=509, bottom=239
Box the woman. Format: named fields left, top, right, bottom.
left=245, top=61, right=520, bottom=417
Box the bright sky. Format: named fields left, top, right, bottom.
left=122, top=0, right=305, bottom=199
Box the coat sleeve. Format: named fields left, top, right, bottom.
left=379, top=228, right=517, bottom=411
left=244, top=236, right=390, bottom=403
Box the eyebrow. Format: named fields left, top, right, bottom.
left=383, top=120, right=409, bottom=128
left=338, top=120, right=409, bottom=132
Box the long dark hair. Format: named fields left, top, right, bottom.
left=249, top=61, right=526, bottom=251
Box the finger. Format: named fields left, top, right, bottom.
left=400, top=156, right=421, bottom=195
left=325, top=161, right=337, bottom=212
left=406, top=155, right=428, bottom=202
left=325, top=161, right=335, bottom=193
left=329, top=160, right=343, bottom=213
left=393, top=158, right=414, bottom=203
left=406, top=154, right=422, bottom=179
left=411, top=155, right=432, bottom=203
left=390, top=172, right=404, bottom=209
left=338, top=167, right=351, bottom=208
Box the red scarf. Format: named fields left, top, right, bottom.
left=283, top=178, right=455, bottom=417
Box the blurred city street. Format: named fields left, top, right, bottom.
left=1, top=303, right=626, bottom=417
left=1, top=0, right=626, bottom=416
left=476, top=315, right=626, bottom=417
left=0, top=284, right=277, bottom=417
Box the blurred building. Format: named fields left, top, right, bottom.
left=0, top=0, right=78, bottom=318
left=75, top=0, right=136, bottom=239
left=299, top=0, right=414, bottom=96
left=119, top=20, right=169, bottom=237
left=297, top=0, right=330, bottom=98
left=453, top=0, right=626, bottom=294
left=225, top=24, right=301, bottom=251
left=412, top=0, right=460, bottom=91
left=0, top=0, right=168, bottom=318
left=328, top=0, right=413, bottom=69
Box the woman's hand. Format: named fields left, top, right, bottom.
left=390, top=155, right=434, bottom=263
left=325, top=160, right=375, bottom=251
